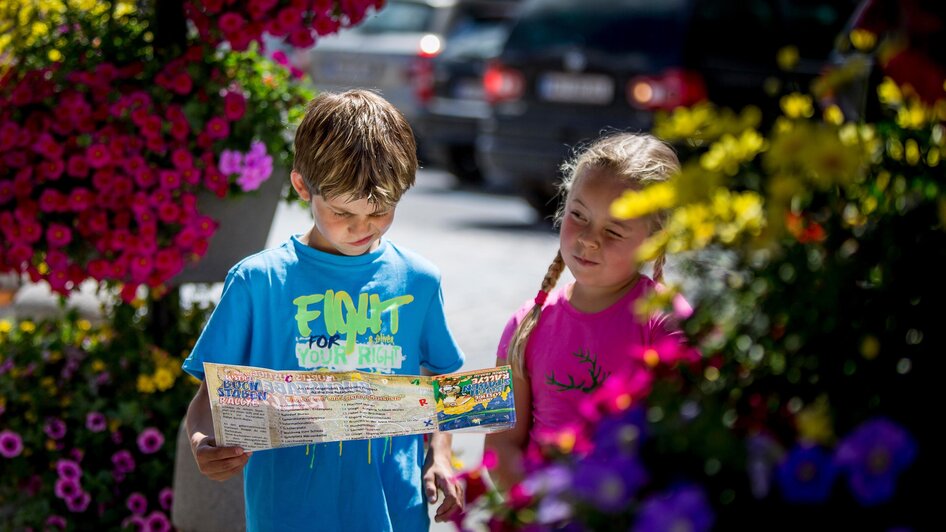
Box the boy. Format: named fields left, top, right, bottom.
left=183, top=90, right=465, bottom=531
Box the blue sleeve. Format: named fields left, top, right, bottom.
left=419, top=283, right=465, bottom=374
left=181, top=268, right=253, bottom=381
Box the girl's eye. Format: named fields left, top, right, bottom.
left=606, top=230, right=624, bottom=238
left=570, top=210, right=586, bottom=221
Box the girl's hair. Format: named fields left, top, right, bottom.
left=506, top=132, right=680, bottom=376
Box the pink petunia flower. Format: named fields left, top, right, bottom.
left=85, top=144, right=112, bottom=168
left=137, top=427, right=165, bottom=454
left=0, top=429, right=24, bottom=458
left=54, top=477, right=80, bottom=500
left=218, top=149, right=243, bottom=175
left=85, top=411, right=107, bottom=432
left=224, top=91, right=247, bottom=121
left=66, top=490, right=91, bottom=513
left=111, top=449, right=136, bottom=474
left=44, top=417, right=67, bottom=440
left=159, top=487, right=174, bottom=511
left=205, top=117, right=230, bottom=140
left=126, top=492, right=148, bottom=515
left=56, top=459, right=82, bottom=480
left=146, top=511, right=172, bottom=532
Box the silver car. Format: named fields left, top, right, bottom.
left=292, top=0, right=462, bottom=149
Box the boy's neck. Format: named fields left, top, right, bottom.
left=302, top=229, right=380, bottom=256
left=568, top=273, right=641, bottom=314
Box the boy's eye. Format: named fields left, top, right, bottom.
left=333, top=211, right=352, bottom=218
left=369, top=211, right=390, bottom=218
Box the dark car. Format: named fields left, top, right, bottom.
left=415, top=0, right=523, bottom=184
left=477, top=0, right=859, bottom=216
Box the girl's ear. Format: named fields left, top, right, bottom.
left=290, top=171, right=312, bottom=201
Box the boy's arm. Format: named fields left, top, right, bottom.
left=185, top=380, right=252, bottom=481
left=421, top=368, right=464, bottom=522
left=483, top=361, right=532, bottom=491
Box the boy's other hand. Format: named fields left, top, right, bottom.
left=192, top=435, right=252, bottom=482
left=423, top=456, right=464, bottom=523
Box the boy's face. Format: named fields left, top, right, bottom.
left=308, top=193, right=396, bottom=256
left=290, top=170, right=397, bottom=256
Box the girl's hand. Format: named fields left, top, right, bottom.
left=422, top=440, right=464, bottom=522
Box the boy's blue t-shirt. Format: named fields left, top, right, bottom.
left=182, top=236, right=465, bottom=532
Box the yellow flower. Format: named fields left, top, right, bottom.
left=611, top=182, right=676, bottom=220
left=47, top=48, right=62, bottom=61
left=797, top=397, right=834, bottom=445
left=137, top=375, right=156, bottom=394
left=776, top=46, right=799, bottom=71
left=904, top=139, right=920, bottom=166
left=77, top=319, right=92, bottom=332
left=896, top=100, right=928, bottom=129
left=91, top=359, right=105, bottom=372
left=19, top=321, right=36, bottom=333
left=939, top=198, right=946, bottom=229
left=823, top=105, right=844, bottom=126
left=849, top=28, right=876, bottom=51
left=877, top=77, right=902, bottom=105
left=0, top=320, right=11, bottom=333
left=154, top=368, right=175, bottom=391
left=780, top=93, right=814, bottom=119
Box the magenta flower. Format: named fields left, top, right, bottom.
left=66, top=490, right=91, bottom=513
left=159, top=487, right=174, bottom=511
left=54, top=477, right=81, bottom=500
left=127, top=491, right=148, bottom=515
left=206, top=117, right=230, bottom=140
left=46, top=223, right=73, bottom=247
left=137, top=427, right=165, bottom=454
left=86, top=411, right=107, bottom=432
left=146, top=511, right=172, bottom=532
left=219, top=12, right=246, bottom=33
left=112, top=449, right=136, bottom=474
left=224, top=91, right=247, bottom=121
left=44, top=417, right=67, bottom=440
left=85, top=143, right=112, bottom=168
left=66, top=154, right=90, bottom=177
left=0, top=430, right=24, bottom=458
left=56, top=459, right=82, bottom=480
left=45, top=515, right=67, bottom=529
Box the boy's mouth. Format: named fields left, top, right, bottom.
left=349, top=235, right=375, bottom=246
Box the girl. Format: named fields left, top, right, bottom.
left=485, top=132, right=690, bottom=488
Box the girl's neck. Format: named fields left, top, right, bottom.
left=567, top=273, right=641, bottom=314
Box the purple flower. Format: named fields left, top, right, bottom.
left=633, top=485, right=715, bottom=532
left=56, top=459, right=82, bottom=480
left=571, top=456, right=647, bottom=513
left=66, top=490, right=91, bottom=513
left=536, top=496, right=573, bottom=525
left=776, top=443, right=838, bottom=504
left=237, top=141, right=273, bottom=191
left=835, top=418, right=917, bottom=506
left=85, top=411, right=107, bottom=432
left=747, top=434, right=784, bottom=499
left=137, top=427, right=165, bottom=454
left=159, top=487, right=174, bottom=511
left=522, top=463, right=573, bottom=498
left=146, top=510, right=172, bottom=532
left=218, top=149, right=243, bottom=175
left=45, top=515, right=67, bottom=529
left=54, top=477, right=81, bottom=500
left=44, top=417, right=67, bottom=440
left=122, top=515, right=147, bottom=530
left=112, top=449, right=136, bottom=474
left=127, top=491, right=148, bottom=515
left=0, top=429, right=24, bottom=458
left=590, top=406, right=646, bottom=459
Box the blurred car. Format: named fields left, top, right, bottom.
left=415, top=0, right=523, bottom=184
left=477, top=0, right=859, bottom=217
left=292, top=0, right=502, bottom=158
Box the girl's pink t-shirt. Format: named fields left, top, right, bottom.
left=497, top=276, right=690, bottom=445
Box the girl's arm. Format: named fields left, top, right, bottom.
left=484, top=361, right=533, bottom=490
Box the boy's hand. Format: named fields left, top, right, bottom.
left=191, top=434, right=252, bottom=482
left=422, top=453, right=464, bottom=523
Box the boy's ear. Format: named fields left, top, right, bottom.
left=290, top=171, right=312, bottom=201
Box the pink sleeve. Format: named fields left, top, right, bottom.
left=496, top=314, right=519, bottom=364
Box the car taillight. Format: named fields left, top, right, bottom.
left=626, top=69, right=706, bottom=110
left=410, top=56, right=435, bottom=105
left=483, top=61, right=524, bottom=104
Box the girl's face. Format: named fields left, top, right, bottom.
left=559, top=166, right=652, bottom=292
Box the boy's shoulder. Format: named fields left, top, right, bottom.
left=226, top=241, right=296, bottom=280
left=384, top=240, right=442, bottom=281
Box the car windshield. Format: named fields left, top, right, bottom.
left=503, top=0, right=687, bottom=57
left=443, top=22, right=511, bottom=60
left=356, top=1, right=436, bottom=34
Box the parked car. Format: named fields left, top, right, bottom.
left=292, top=0, right=511, bottom=159
left=477, top=0, right=859, bottom=217
left=415, top=0, right=523, bottom=184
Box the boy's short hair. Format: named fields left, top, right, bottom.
left=293, top=89, right=417, bottom=208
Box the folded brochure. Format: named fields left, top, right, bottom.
left=204, top=362, right=516, bottom=451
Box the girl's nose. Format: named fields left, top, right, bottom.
left=577, top=232, right=599, bottom=249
